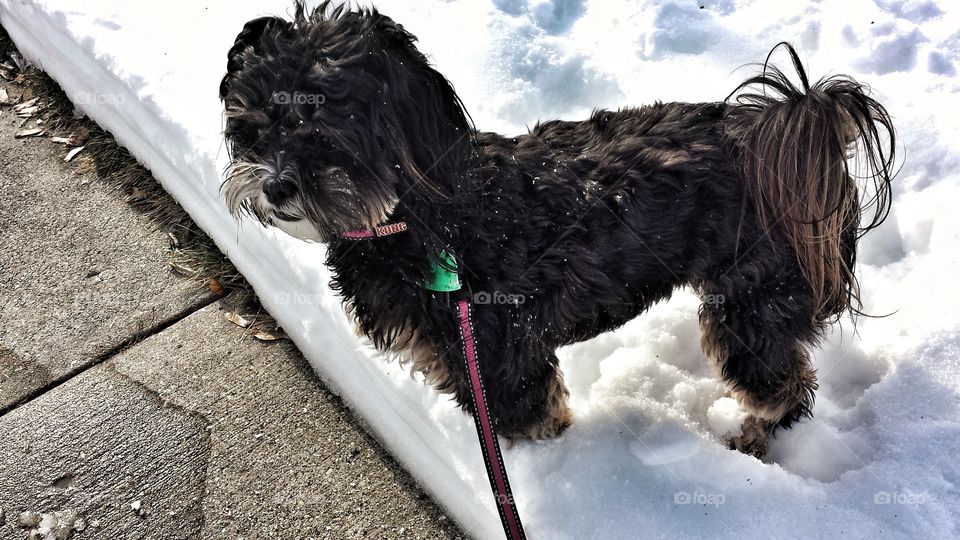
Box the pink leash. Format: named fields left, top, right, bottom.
left=456, top=299, right=527, bottom=540
left=339, top=223, right=527, bottom=539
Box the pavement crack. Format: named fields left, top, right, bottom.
left=0, top=292, right=219, bottom=418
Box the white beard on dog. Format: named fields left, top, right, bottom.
left=271, top=216, right=322, bottom=242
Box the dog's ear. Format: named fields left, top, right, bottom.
left=366, top=15, right=475, bottom=200
left=219, top=16, right=291, bottom=100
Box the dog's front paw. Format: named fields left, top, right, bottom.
left=505, top=404, right=574, bottom=441
left=725, top=415, right=773, bottom=458
left=529, top=404, right=574, bottom=440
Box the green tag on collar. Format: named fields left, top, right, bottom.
left=424, top=250, right=461, bottom=292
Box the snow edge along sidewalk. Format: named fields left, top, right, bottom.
left=0, top=2, right=502, bottom=538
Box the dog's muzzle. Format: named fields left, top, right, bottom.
left=224, top=155, right=295, bottom=216
left=223, top=156, right=322, bottom=242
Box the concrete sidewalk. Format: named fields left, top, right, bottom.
left=0, top=76, right=462, bottom=538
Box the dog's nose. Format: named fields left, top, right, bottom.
left=263, top=177, right=296, bottom=205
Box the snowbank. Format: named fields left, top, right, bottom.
left=1, top=0, right=957, bottom=538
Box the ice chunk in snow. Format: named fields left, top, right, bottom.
left=707, top=397, right=747, bottom=439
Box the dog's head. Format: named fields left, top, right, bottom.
left=219, top=2, right=473, bottom=242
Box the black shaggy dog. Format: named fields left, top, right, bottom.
left=220, top=2, right=895, bottom=455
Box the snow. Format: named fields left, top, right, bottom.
left=1, top=0, right=958, bottom=537
left=707, top=397, right=747, bottom=439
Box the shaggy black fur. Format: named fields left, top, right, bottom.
left=220, top=2, right=896, bottom=453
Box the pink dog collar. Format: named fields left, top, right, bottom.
left=340, top=221, right=408, bottom=240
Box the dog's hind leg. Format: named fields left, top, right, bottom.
left=698, top=263, right=821, bottom=456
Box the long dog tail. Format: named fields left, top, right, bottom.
left=725, top=42, right=897, bottom=322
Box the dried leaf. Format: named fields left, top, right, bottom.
left=225, top=312, right=251, bottom=328
left=168, top=261, right=196, bottom=276
left=252, top=330, right=282, bottom=342
left=9, top=52, right=26, bottom=72
left=167, top=232, right=181, bottom=249
left=69, top=125, right=91, bottom=144
left=125, top=186, right=146, bottom=202
left=208, top=277, right=224, bottom=296
left=0, top=87, right=11, bottom=106
left=0, top=68, right=12, bottom=81
left=14, top=128, right=45, bottom=138
left=13, top=97, right=37, bottom=112
left=50, top=136, right=76, bottom=145
left=15, top=106, right=38, bottom=118
left=65, top=146, right=85, bottom=162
